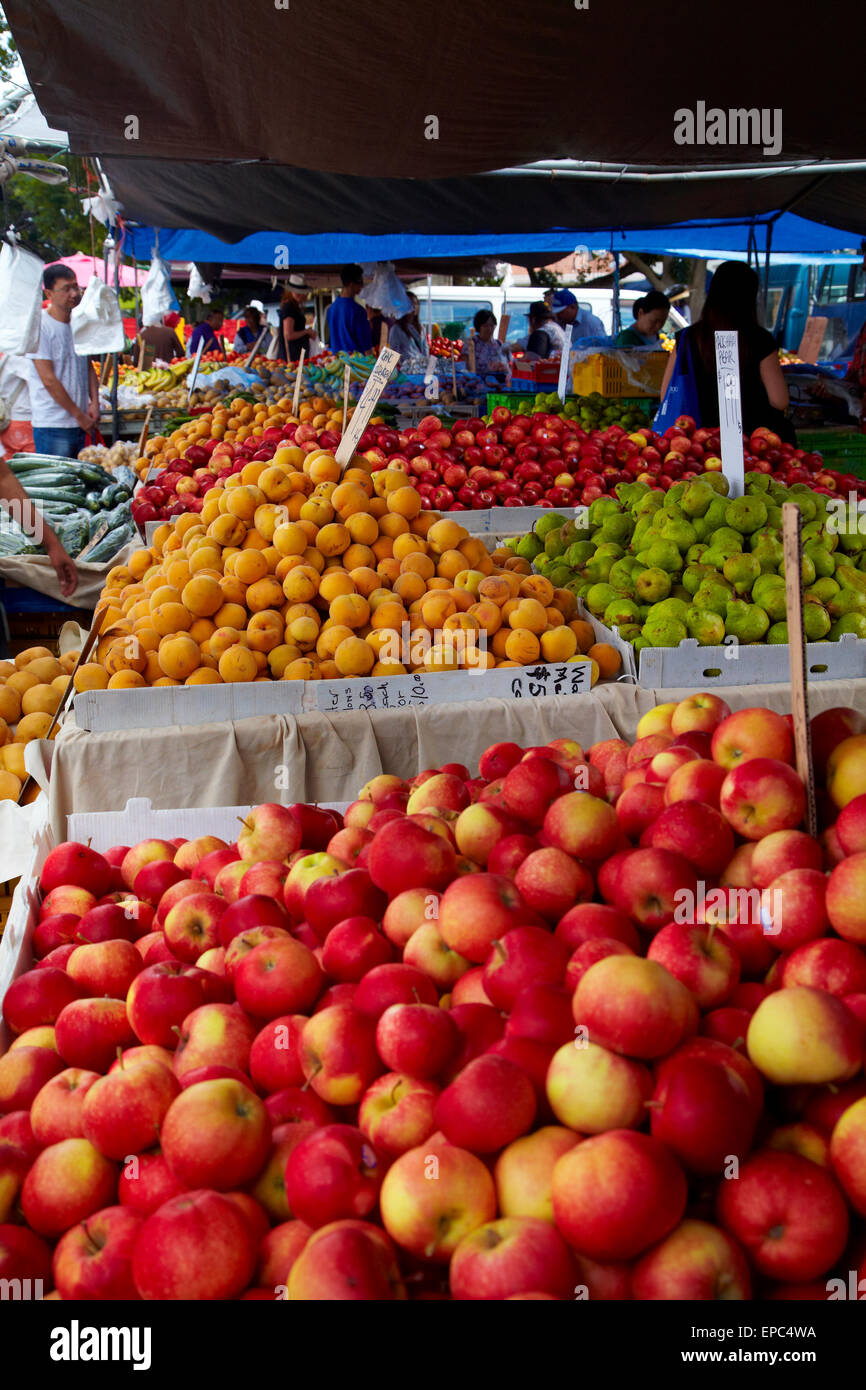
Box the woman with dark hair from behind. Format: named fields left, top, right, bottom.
left=615, top=290, right=670, bottom=347
left=658, top=261, right=792, bottom=441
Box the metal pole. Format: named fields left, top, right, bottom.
left=611, top=235, right=621, bottom=337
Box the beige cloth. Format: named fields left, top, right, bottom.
left=46, top=694, right=623, bottom=840
left=43, top=676, right=866, bottom=841
left=0, top=539, right=136, bottom=608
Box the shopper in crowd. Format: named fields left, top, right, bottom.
left=366, top=302, right=385, bottom=351
left=279, top=278, right=313, bottom=363
left=552, top=287, right=605, bottom=340
left=326, top=264, right=373, bottom=354
left=615, top=290, right=671, bottom=348
left=233, top=306, right=264, bottom=353
left=140, top=313, right=185, bottom=361
left=843, top=318, right=866, bottom=432
left=467, top=309, right=509, bottom=376
left=523, top=301, right=567, bottom=359
left=659, top=260, right=792, bottom=441
left=188, top=308, right=225, bottom=357
left=388, top=293, right=427, bottom=363
left=26, top=264, right=99, bottom=459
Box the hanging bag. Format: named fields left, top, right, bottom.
left=652, top=329, right=702, bottom=431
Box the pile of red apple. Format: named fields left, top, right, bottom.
left=5, top=697, right=866, bottom=1301
left=353, top=412, right=863, bottom=512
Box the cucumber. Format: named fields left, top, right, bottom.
left=23, top=488, right=88, bottom=505
left=86, top=522, right=133, bottom=563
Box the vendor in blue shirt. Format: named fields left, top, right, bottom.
left=188, top=308, right=224, bottom=356
left=552, top=288, right=605, bottom=340
left=326, top=264, right=373, bottom=354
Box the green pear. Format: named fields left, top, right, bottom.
left=645, top=540, right=683, bottom=573
left=725, top=496, right=769, bottom=535
left=643, top=616, right=688, bottom=648
left=725, top=600, right=770, bottom=642
left=604, top=598, right=641, bottom=628
left=680, top=480, right=716, bottom=518
left=830, top=612, right=866, bottom=639
left=694, top=578, right=734, bottom=618
left=686, top=606, right=726, bottom=645
left=723, top=552, right=762, bottom=595
left=635, top=567, right=672, bottom=602
left=585, top=583, right=618, bottom=616
left=767, top=621, right=789, bottom=644
left=803, top=602, right=831, bottom=641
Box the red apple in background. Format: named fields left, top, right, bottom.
left=284, top=1124, right=381, bottom=1229
left=449, top=1216, right=576, bottom=1301
left=40, top=843, right=114, bottom=898
left=131, top=1189, right=256, bottom=1300
left=54, top=999, right=136, bottom=1073
left=20, top=1137, right=118, bottom=1238
left=435, top=1055, right=536, bottom=1153
left=716, top=1149, right=848, bottom=1281
left=237, top=802, right=303, bottom=864
left=551, top=1129, right=687, bottom=1261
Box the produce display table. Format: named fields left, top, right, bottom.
left=38, top=677, right=866, bottom=842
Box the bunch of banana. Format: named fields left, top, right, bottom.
left=134, top=367, right=176, bottom=394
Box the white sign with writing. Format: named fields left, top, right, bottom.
left=186, top=336, right=206, bottom=397
left=335, top=347, right=401, bottom=466
left=557, top=325, right=574, bottom=401
left=312, top=659, right=593, bottom=714
left=714, top=329, right=745, bottom=498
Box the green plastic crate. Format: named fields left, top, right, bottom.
left=796, top=429, right=866, bottom=477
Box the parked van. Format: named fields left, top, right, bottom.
left=407, top=282, right=685, bottom=346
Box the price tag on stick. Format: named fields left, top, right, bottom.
left=291, top=349, right=306, bottom=415
left=335, top=348, right=401, bottom=467
left=467, top=338, right=476, bottom=374
left=136, top=405, right=154, bottom=461
left=186, top=336, right=206, bottom=399
left=244, top=325, right=270, bottom=371
left=714, top=330, right=745, bottom=498
left=342, top=363, right=351, bottom=435
left=557, top=325, right=574, bottom=402
left=782, top=502, right=818, bottom=838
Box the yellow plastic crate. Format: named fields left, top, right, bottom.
left=572, top=351, right=668, bottom=399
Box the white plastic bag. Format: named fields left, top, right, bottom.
left=0, top=241, right=44, bottom=355
left=141, top=255, right=175, bottom=326
left=187, top=264, right=212, bottom=304
left=360, top=262, right=412, bottom=319
left=71, top=276, right=125, bottom=354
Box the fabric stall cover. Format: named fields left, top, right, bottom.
left=6, top=0, right=866, bottom=175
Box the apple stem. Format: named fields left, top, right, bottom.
left=492, top=939, right=506, bottom=960
left=644, top=1100, right=663, bottom=1109
left=411, top=987, right=422, bottom=1004
left=389, top=1079, right=403, bottom=1105
left=237, top=816, right=253, bottom=831
left=116, top=1046, right=124, bottom=1069
left=301, top=1062, right=323, bottom=1091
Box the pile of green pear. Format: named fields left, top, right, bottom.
left=505, top=474, right=866, bottom=652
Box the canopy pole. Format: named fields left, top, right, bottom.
left=611, top=234, right=621, bottom=336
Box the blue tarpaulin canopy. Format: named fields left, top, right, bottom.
left=126, top=213, right=861, bottom=271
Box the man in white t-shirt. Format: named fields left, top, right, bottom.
left=26, top=264, right=99, bottom=458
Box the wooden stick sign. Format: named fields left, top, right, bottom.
left=335, top=348, right=401, bottom=468
left=291, top=349, right=306, bottom=414
left=782, top=501, right=818, bottom=838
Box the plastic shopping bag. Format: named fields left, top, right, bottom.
left=0, top=241, right=44, bottom=355
left=652, top=331, right=702, bottom=431
left=71, top=276, right=125, bottom=355
left=361, top=263, right=413, bottom=320
left=141, top=256, right=175, bottom=326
